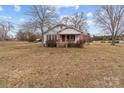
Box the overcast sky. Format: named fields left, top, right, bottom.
left=0, top=5, right=103, bottom=36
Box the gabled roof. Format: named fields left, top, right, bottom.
left=43, top=24, right=83, bottom=35
left=59, top=29, right=81, bottom=35
left=43, top=24, right=67, bottom=34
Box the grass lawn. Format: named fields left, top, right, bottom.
left=0, top=41, right=124, bottom=87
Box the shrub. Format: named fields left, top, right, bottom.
left=16, top=31, right=38, bottom=42
left=46, top=40, right=56, bottom=47
left=68, top=40, right=85, bottom=48
left=76, top=40, right=85, bottom=48
left=46, top=40, right=85, bottom=48
left=115, top=40, right=119, bottom=43
left=28, top=34, right=37, bottom=42
left=108, top=40, right=119, bottom=43
left=68, top=43, right=76, bottom=48
left=101, top=40, right=105, bottom=43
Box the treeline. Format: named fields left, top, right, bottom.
left=92, top=35, right=123, bottom=41
left=16, top=31, right=41, bottom=42
left=92, top=35, right=112, bottom=41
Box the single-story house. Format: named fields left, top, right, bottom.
left=43, top=26, right=85, bottom=48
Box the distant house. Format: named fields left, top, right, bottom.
left=43, top=25, right=85, bottom=48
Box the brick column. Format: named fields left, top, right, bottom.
left=56, top=32, right=59, bottom=48
left=80, top=32, right=84, bottom=41
left=79, top=32, right=85, bottom=48
left=57, top=32, right=61, bottom=48
left=65, top=35, right=68, bottom=48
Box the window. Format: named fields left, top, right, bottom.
left=71, top=35, right=75, bottom=41
left=47, top=35, right=57, bottom=41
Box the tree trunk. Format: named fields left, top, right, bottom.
left=41, top=27, right=44, bottom=46
left=111, top=35, right=115, bottom=46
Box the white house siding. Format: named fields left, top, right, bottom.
left=43, top=27, right=60, bottom=44
left=75, top=35, right=80, bottom=43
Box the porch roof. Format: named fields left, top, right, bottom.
left=59, top=29, right=81, bottom=35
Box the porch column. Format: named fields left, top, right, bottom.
left=80, top=32, right=84, bottom=41
left=56, top=32, right=61, bottom=48
left=80, top=32, right=84, bottom=48
left=65, top=35, right=68, bottom=48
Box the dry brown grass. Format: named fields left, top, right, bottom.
left=0, top=41, right=124, bottom=88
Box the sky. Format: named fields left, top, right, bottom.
left=0, top=5, right=102, bottom=36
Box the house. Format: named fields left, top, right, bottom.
left=43, top=25, right=85, bottom=48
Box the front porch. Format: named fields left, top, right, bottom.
left=56, top=33, right=83, bottom=48
left=56, top=35, right=76, bottom=48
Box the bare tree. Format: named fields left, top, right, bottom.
left=16, top=21, right=38, bottom=41
left=16, top=30, right=26, bottom=41
left=61, top=17, right=70, bottom=25
left=19, top=21, right=37, bottom=33
left=95, top=5, right=124, bottom=45
left=26, top=5, right=59, bottom=44
left=0, top=21, right=14, bottom=40
left=71, top=12, right=88, bottom=32
left=61, top=12, right=88, bottom=33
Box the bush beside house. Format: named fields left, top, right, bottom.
left=46, top=40, right=85, bottom=48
